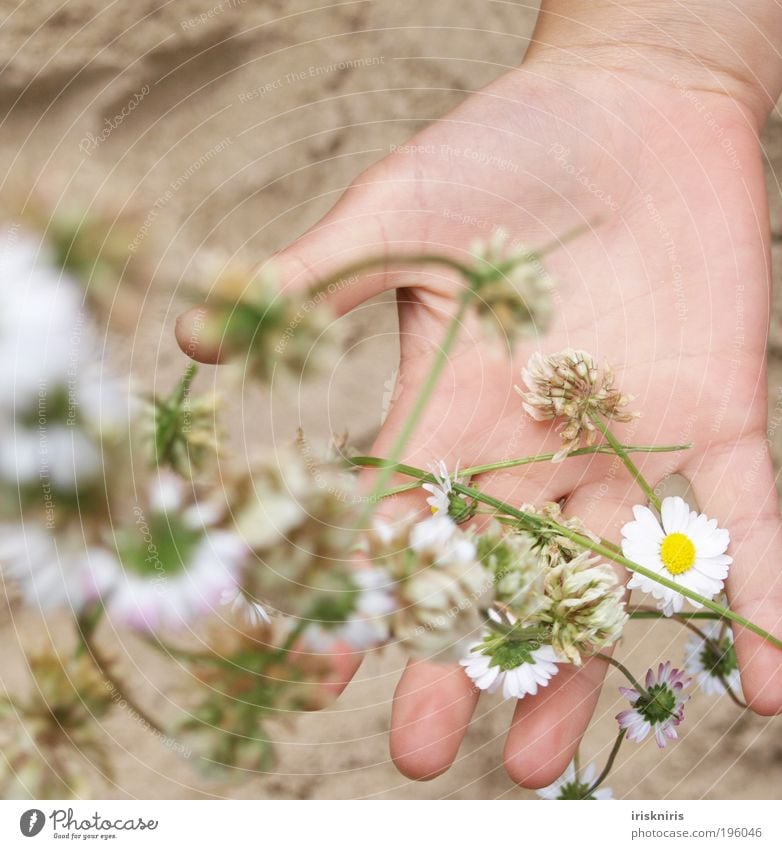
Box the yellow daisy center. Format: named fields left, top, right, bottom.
left=660, top=532, right=696, bottom=575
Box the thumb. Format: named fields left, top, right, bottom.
left=175, top=175, right=417, bottom=363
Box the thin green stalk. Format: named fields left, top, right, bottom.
left=354, top=290, right=474, bottom=529
left=363, top=442, right=692, bottom=499
left=594, top=652, right=645, bottom=692
left=629, top=609, right=721, bottom=621
left=350, top=456, right=782, bottom=652
left=77, top=618, right=168, bottom=737
left=589, top=412, right=661, bottom=511
left=584, top=729, right=626, bottom=798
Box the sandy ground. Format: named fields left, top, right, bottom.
left=1, top=0, right=782, bottom=799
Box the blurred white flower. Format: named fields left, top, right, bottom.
left=102, top=472, right=247, bottom=632
left=0, top=227, right=85, bottom=410
left=0, top=523, right=115, bottom=612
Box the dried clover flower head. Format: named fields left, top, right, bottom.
left=542, top=551, right=628, bottom=665
left=365, top=515, right=491, bottom=661
left=521, top=501, right=600, bottom=563
left=475, top=524, right=548, bottom=621
left=0, top=654, right=113, bottom=799
left=469, top=229, right=554, bottom=343
left=201, top=257, right=339, bottom=382
left=233, top=444, right=358, bottom=621
left=517, top=349, right=636, bottom=461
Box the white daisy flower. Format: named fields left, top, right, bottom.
left=537, top=760, right=613, bottom=800
left=621, top=496, right=731, bottom=617
left=422, top=460, right=457, bottom=515
left=460, top=610, right=562, bottom=700
left=616, top=661, right=691, bottom=748
left=684, top=620, right=741, bottom=697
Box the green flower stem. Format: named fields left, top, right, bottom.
left=350, top=456, right=782, bottom=652
left=594, top=651, right=645, bottom=692
left=368, top=442, right=692, bottom=499
left=589, top=412, right=661, bottom=512
left=353, top=289, right=474, bottom=530
left=76, top=615, right=168, bottom=737
left=585, top=729, right=626, bottom=799
left=629, top=609, right=721, bottom=621
left=302, top=253, right=475, bottom=303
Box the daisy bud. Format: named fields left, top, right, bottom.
left=517, top=349, right=636, bottom=462
left=469, top=229, right=554, bottom=343
left=542, top=551, right=628, bottom=665
left=616, top=661, right=691, bottom=748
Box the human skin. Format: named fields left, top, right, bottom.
left=178, top=1, right=782, bottom=788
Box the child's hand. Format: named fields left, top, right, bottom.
left=179, top=6, right=782, bottom=787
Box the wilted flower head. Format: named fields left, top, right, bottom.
left=519, top=500, right=600, bottom=565
left=617, top=661, right=691, bottom=748
left=517, top=349, right=635, bottom=461
left=200, top=258, right=339, bottom=382
left=0, top=654, right=112, bottom=799
left=469, top=229, right=553, bottom=342
left=365, top=514, right=490, bottom=660
left=541, top=551, right=627, bottom=665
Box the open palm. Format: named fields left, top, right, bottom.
left=179, top=58, right=782, bottom=786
